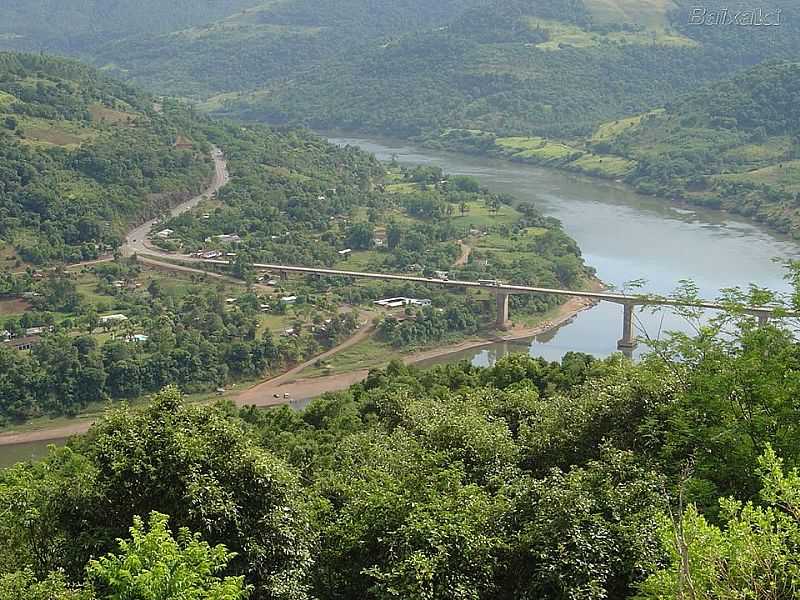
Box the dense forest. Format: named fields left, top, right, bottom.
left=2, top=283, right=800, bottom=597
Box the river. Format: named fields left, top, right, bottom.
left=329, top=135, right=800, bottom=365
left=1, top=135, right=797, bottom=468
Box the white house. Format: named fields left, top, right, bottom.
left=281, top=296, right=298, bottom=305
left=99, top=314, right=128, bottom=325
left=156, top=228, right=174, bottom=239
left=374, top=297, right=432, bottom=309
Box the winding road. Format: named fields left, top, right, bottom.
left=123, top=146, right=229, bottom=256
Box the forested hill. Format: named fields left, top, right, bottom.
left=580, top=61, right=800, bottom=236
left=0, top=52, right=220, bottom=263
left=4, top=0, right=800, bottom=141
left=227, top=0, right=800, bottom=138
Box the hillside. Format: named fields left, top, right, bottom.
left=0, top=52, right=217, bottom=264
left=203, top=0, right=800, bottom=138
left=463, top=61, right=800, bottom=236
left=3, top=0, right=799, bottom=141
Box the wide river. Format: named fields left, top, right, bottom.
left=1, top=135, right=797, bottom=467
left=330, top=135, right=800, bottom=364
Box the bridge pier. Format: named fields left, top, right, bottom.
left=758, top=313, right=769, bottom=327
left=496, top=292, right=511, bottom=331
left=617, top=303, right=638, bottom=352
left=279, top=271, right=288, bottom=281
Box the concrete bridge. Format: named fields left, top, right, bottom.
left=141, top=253, right=795, bottom=352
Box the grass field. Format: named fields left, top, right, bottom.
left=722, top=137, right=795, bottom=168
left=592, top=112, right=663, bottom=142
left=451, top=201, right=519, bottom=228
left=569, top=153, right=637, bottom=178
left=526, top=15, right=695, bottom=51
left=14, top=116, right=96, bottom=148
left=496, top=136, right=582, bottom=163
left=717, top=160, right=800, bottom=193
left=89, top=103, right=137, bottom=125
left=584, top=0, right=679, bottom=29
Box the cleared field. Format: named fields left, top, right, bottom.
left=451, top=201, right=519, bottom=228
left=722, top=137, right=794, bottom=168
left=569, top=153, right=637, bottom=178
left=592, top=111, right=664, bottom=142
left=717, top=160, right=800, bottom=193
left=0, top=298, right=31, bottom=316
left=527, top=15, right=695, bottom=51
left=16, top=117, right=96, bottom=147
left=89, top=103, right=137, bottom=125
left=0, top=91, right=16, bottom=106
left=584, top=0, right=679, bottom=29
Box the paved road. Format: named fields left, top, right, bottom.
left=124, top=147, right=229, bottom=256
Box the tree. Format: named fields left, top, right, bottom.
left=80, top=387, right=315, bottom=598
left=87, top=512, right=251, bottom=600
left=638, top=447, right=800, bottom=599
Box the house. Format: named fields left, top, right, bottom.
left=99, top=314, right=128, bottom=325
left=127, top=334, right=149, bottom=343
left=374, top=238, right=386, bottom=247
left=281, top=296, right=298, bottom=305
left=11, top=335, right=40, bottom=351
left=338, top=249, right=352, bottom=256
left=374, top=297, right=432, bottom=309
left=260, top=304, right=271, bottom=313
left=213, top=234, right=242, bottom=245
left=112, top=280, right=126, bottom=288
left=226, top=298, right=237, bottom=305
left=434, top=271, right=450, bottom=281
left=0, top=330, right=11, bottom=342
left=25, top=327, right=45, bottom=336
left=199, top=250, right=223, bottom=260
left=156, top=228, right=174, bottom=239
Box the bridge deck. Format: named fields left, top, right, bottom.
left=144, top=253, right=795, bottom=318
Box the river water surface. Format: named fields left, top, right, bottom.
left=329, top=135, right=800, bottom=365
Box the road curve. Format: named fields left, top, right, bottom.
left=123, top=146, right=229, bottom=257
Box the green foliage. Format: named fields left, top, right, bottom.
left=87, top=512, right=251, bottom=600
left=0, top=387, right=314, bottom=598
left=0, top=52, right=212, bottom=263
left=0, top=570, right=91, bottom=600
left=638, top=446, right=800, bottom=599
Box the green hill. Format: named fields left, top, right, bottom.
left=5, top=0, right=800, bottom=143
left=0, top=52, right=216, bottom=264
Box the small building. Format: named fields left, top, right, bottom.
left=156, top=228, right=174, bottom=239
left=226, top=298, right=237, bottom=305
left=213, top=234, right=242, bottom=245
left=11, top=335, right=40, bottom=351
left=25, top=326, right=45, bottom=336
left=374, top=297, right=432, bottom=309
left=281, top=296, right=298, bottom=305
left=199, top=250, right=223, bottom=260
left=260, top=304, right=271, bottom=313
left=99, top=314, right=128, bottom=325
left=127, top=334, right=149, bottom=343
left=434, top=270, right=450, bottom=281
left=0, top=330, right=11, bottom=342
left=338, top=249, right=352, bottom=256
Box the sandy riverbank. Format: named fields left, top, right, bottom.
left=0, top=292, right=599, bottom=446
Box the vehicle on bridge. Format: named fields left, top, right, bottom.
left=478, top=279, right=501, bottom=287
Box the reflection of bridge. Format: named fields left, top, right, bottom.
left=141, top=253, right=795, bottom=352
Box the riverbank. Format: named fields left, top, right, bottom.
left=0, top=292, right=598, bottom=447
